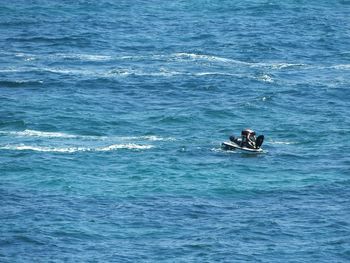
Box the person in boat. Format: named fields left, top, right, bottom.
left=241, top=128, right=256, bottom=149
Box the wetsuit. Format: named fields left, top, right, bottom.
left=242, top=133, right=256, bottom=149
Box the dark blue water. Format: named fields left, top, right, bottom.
left=1, top=1, right=350, bottom=262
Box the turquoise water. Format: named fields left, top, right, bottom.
left=1, top=1, right=350, bottom=262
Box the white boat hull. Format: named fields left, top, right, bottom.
left=221, top=141, right=263, bottom=153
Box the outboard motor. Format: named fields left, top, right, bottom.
left=255, top=135, right=264, bottom=149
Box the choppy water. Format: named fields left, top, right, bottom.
left=1, top=1, right=350, bottom=262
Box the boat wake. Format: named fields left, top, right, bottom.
left=0, top=129, right=174, bottom=141
left=0, top=129, right=78, bottom=138
left=0, top=143, right=153, bottom=153
left=0, top=129, right=176, bottom=153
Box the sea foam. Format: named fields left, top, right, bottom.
left=1, top=130, right=78, bottom=138
left=0, top=143, right=153, bottom=153
left=0, top=129, right=174, bottom=142
left=173, top=53, right=235, bottom=63
left=121, top=135, right=175, bottom=141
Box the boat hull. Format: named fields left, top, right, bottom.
left=221, top=141, right=263, bottom=153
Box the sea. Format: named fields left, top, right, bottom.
left=0, top=1, right=349, bottom=262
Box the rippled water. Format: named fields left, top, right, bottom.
left=1, top=1, right=350, bottom=262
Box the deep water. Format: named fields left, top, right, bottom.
left=1, top=1, right=350, bottom=262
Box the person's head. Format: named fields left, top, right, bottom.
left=242, top=128, right=255, bottom=138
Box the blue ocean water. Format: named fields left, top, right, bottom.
left=1, top=0, right=350, bottom=261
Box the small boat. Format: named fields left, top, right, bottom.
left=221, top=134, right=264, bottom=153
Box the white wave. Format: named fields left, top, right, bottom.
left=0, top=79, right=43, bottom=84
left=118, top=55, right=154, bottom=60
left=0, top=67, right=51, bottom=74
left=173, top=53, right=234, bottom=63
left=14, top=52, right=27, bottom=57
left=109, top=69, right=241, bottom=78
left=0, top=145, right=88, bottom=153
left=269, top=140, right=297, bottom=145
left=330, top=64, right=350, bottom=70
left=257, top=74, right=274, bottom=83
left=194, top=72, right=240, bottom=76
left=172, top=53, right=305, bottom=70
left=1, top=130, right=174, bottom=143
left=108, top=69, right=133, bottom=76
left=10, top=51, right=307, bottom=70
left=43, top=67, right=100, bottom=76
left=0, top=129, right=108, bottom=140
left=13, top=52, right=112, bottom=62
left=0, top=68, right=22, bottom=73
left=0, top=143, right=153, bottom=153
left=1, top=129, right=78, bottom=138
left=121, top=135, right=175, bottom=141
left=15, top=52, right=36, bottom=61
left=107, top=69, right=140, bottom=76
left=97, top=143, right=153, bottom=151
left=172, top=53, right=306, bottom=70
left=107, top=68, right=183, bottom=77
left=267, top=63, right=306, bottom=69
left=21, top=129, right=77, bottom=138
left=211, top=147, right=229, bottom=153
left=56, top=53, right=112, bottom=61
left=147, top=70, right=183, bottom=77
